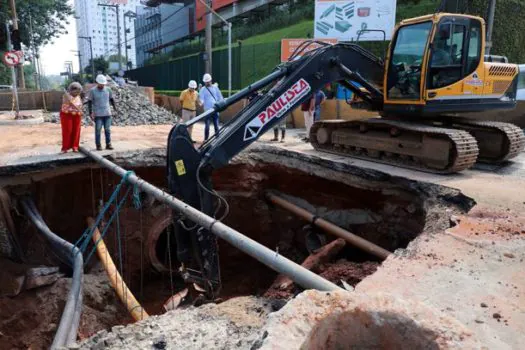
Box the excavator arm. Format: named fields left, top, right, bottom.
left=166, top=42, right=385, bottom=297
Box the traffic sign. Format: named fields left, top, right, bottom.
left=2, top=51, right=20, bottom=67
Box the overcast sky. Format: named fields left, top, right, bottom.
left=40, top=3, right=78, bottom=76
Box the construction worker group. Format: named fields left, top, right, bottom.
left=179, top=73, right=224, bottom=141
left=180, top=74, right=327, bottom=143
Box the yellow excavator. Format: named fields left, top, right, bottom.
left=311, top=12, right=525, bottom=173
left=167, top=12, right=524, bottom=295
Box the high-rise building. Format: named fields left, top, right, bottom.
left=74, top=0, right=141, bottom=72
left=134, top=3, right=192, bottom=67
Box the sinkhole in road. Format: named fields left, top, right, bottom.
left=0, top=156, right=475, bottom=347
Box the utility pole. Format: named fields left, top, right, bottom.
left=198, top=0, right=232, bottom=96
left=5, top=21, right=20, bottom=118
left=204, top=0, right=213, bottom=74
left=485, top=0, right=496, bottom=55
left=8, top=0, right=25, bottom=89
left=29, top=13, right=39, bottom=90
left=79, top=36, right=95, bottom=80
left=123, top=11, right=136, bottom=71
left=98, top=3, right=122, bottom=70
left=65, top=61, right=73, bottom=81
left=124, top=17, right=129, bottom=70
left=71, top=50, right=82, bottom=81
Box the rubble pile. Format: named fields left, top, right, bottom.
left=74, top=297, right=281, bottom=349
left=45, top=85, right=178, bottom=126
left=110, top=85, right=178, bottom=125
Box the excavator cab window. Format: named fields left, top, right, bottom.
left=466, top=21, right=482, bottom=73
left=387, top=21, right=432, bottom=100
left=428, top=22, right=466, bottom=89
left=428, top=18, right=481, bottom=89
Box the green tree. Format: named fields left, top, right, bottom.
left=0, top=0, right=73, bottom=51
left=108, top=54, right=126, bottom=65
left=0, top=0, right=73, bottom=85
left=85, top=56, right=109, bottom=75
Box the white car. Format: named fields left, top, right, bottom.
left=517, top=64, right=525, bottom=100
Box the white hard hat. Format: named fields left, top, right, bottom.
left=202, top=73, right=212, bottom=83
left=188, top=80, right=197, bottom=89
left=95, top=74, right=108, bottom=85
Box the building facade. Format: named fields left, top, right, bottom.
left=74, top=0, right=140, bottom=72
left=134, top=3, right=192, bottom=67
left=134, top=6, right=162, bottom=68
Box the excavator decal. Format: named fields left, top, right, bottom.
left=243, top=78, right=311, bottom=141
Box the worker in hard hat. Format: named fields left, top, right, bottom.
left=179, top=80, right=201, bottom=138
left=88, top=74, right=118, bottom=151
left=199, top=73, right=224, bottom=140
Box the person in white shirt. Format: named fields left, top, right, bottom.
left=199, top=73, right=224, bottom=140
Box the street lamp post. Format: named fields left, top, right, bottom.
left=98, top=3, right=122, bottom=71
left=79, top=36, right=95, bottom=80
left=123, top=11, right=137, bottom=70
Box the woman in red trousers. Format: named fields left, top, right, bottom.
left=60, top=82, right=84, bottom=153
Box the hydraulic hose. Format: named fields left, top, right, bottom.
left=21, top=198, right=83, bottom=349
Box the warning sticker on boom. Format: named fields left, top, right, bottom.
left=243, top=78, right=311, bottom=141
left=175, top=160, right=186, bottom=176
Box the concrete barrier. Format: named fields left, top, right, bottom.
left=0, top=91, right=62, bottom=112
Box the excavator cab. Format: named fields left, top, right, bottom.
left=384, top=13, right=518, bottom=117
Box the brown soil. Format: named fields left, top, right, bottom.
left=318, top=260, right=380, bottom=286
left=0, top=267, right=130, bottom=350
left=447, top=206, right=525, bottom=240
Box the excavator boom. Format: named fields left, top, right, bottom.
left=166, top=13, right=524, bottom=296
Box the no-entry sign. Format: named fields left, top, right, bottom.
left=2, top=51, right=20, bottom=67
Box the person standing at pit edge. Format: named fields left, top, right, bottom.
left=88, top=75, right=118, bottom=151
left=301, top=94, right=315, bottom=142
left=60, top=82, right=84, bottom=153
left=199, top=73, right=223, bottom=140
left=313, top=89, right=327, bottom=122
left=179, top=80, right=201, bottom=139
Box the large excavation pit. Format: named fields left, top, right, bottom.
left=0, top=148, right=476, bottom=348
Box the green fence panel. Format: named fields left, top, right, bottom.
left=127, top=42, right=280, bottom=91
left=239, top=42, right=280, bottom=87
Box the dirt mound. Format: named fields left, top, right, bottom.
left=318, top=259, right=380, bottom=286
left=0, top=269, right=130, bottom=349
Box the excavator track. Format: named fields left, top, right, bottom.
left=310, top=119, right=480, bottom=174
left=447, top=121, right=525, bottom=163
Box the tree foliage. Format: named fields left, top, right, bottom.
left=0, top=0, right=73, bottom=51
left=475, top=0, right=525, bottom=63
left=108, top=54, right=127, bottom=65
left=84, top=56, right=109, bottom=74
